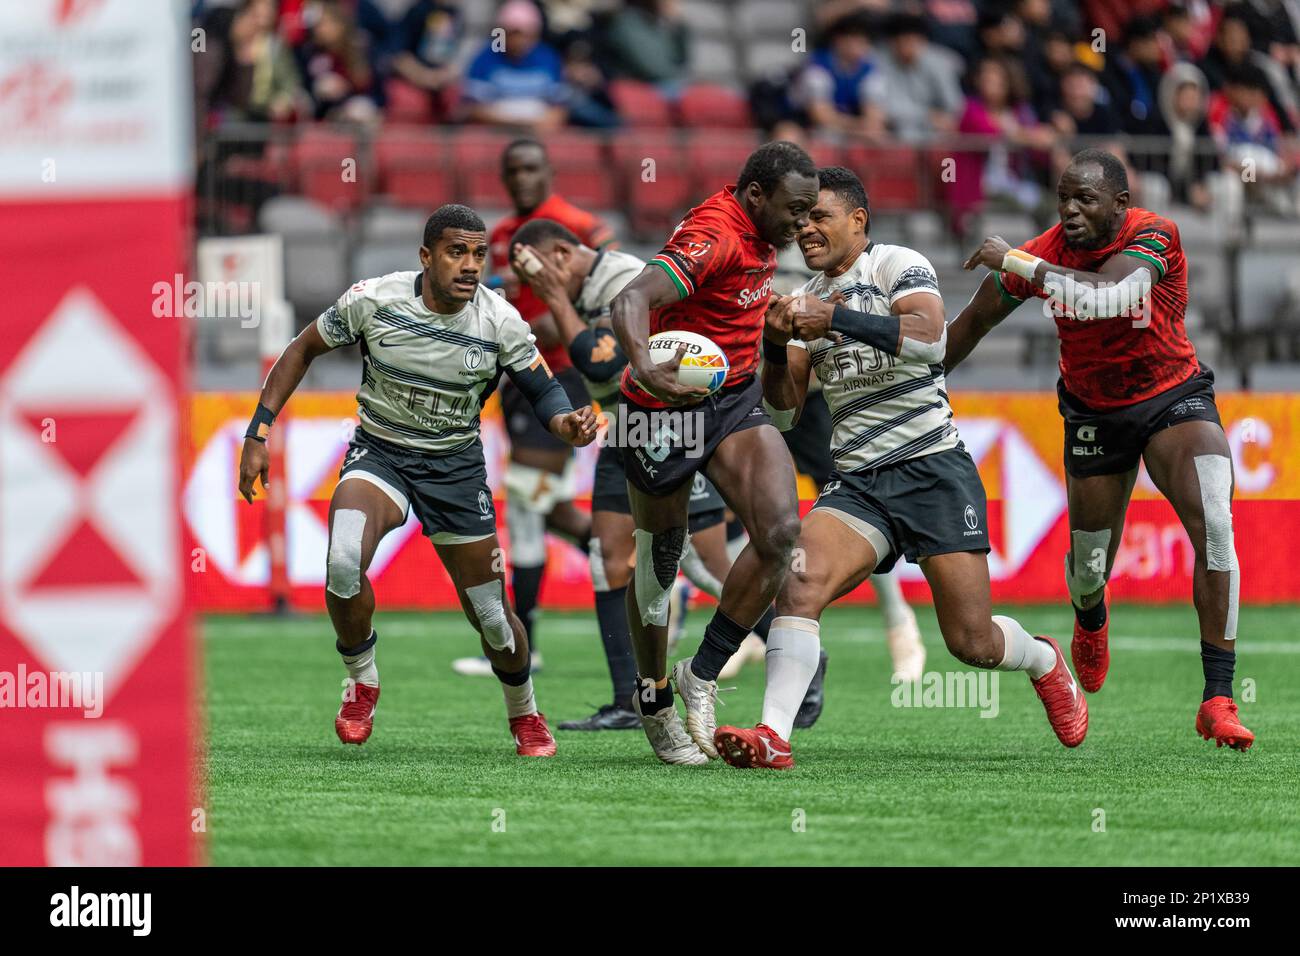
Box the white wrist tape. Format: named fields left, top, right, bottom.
left=762, top=398, right=797, bottom=432
left=1001, top=248, right=1042, bottom=282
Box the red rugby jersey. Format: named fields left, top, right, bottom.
left=489, top=193, right=615, bottom=372
left=621, top=185, right=776, bottom=404
left=998, top=207, right=1198, bottom=410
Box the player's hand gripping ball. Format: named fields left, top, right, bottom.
left=638, top=330, right=729, bottom=397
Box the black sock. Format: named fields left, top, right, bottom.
left=491, top=661, right=531, bottom=686
left=1200, top=641, right=1235, bottom=701
left=1073, top=598, right=1107, bottom=633
left=512, top=563, right=544, bottom=650
left=637, top=676, right=674, bottom=715
left=596, top=586, right=637, bottom=707
left=691, top=609, right=751, bottom=681
left=752, top=605, right=775, bottom=643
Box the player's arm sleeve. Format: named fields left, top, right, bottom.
left=568, top=325, right=627, bottom=382
left=314, top=283, right=371, bottom=347
left=649, top=225, right=733, bottom=300
left=498, top=311, right=574, bottom=427
left=1118, top=218, right=1177, bottom=283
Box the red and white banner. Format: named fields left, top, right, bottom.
left=0, top=0, right=194, bottom=865
left=185, top=391, right=1300, bottom=612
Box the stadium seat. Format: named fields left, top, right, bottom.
left=739, top=38, right=805, bottom=81
left=258, top=195, right=350, bottom=320
left=843, top=146, right=924, bottom=212
left=360, top=205, right=428, bottom=245
left=354, top=240, right=417, bottom=283
left=735, top=0, right=805, bottom=39
left=383, top=77, right=434, bottom=124
left=679, top=84, right=753, bottom=129
left=291, top=126, right=365, bottom=213
left=806, top=137, right=844, bottom=169
left=686, top=132, right=761, bottom=200
left=544, top=131, right=618, bottom=209
left=373, top=129, right=457, bottom=211
left=689, top=37, right=740, bottom=85
left=612, top=131, right=692, bottom=240
left=679, top=0, right=732, bottom=39
left=608, top=80, right=674, bottom=127
left=452, top=129, right=516, bottom=208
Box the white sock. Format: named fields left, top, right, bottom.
left=760, top=616, right=821, bottom=740
left=341, top=633, right=378, bottom=687
left=870, top=571, right=911, bottom=629
left=501, top=676, right=537, bottom=718
left=992, top=615, right=1056, bottom=680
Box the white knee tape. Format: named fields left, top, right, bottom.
left=679, top=541, right=723, bottom=599
left=506, top=496, right=548, bottom=567
left=465, top=579, right=515, bottom=652
left=326, top=509, right=366, bottom=598
left=1064, top=528, right=1111, bottom=604
left=589, top=537, right=610, bottom=593
left=505, top=460, right=575, bottom=514
left=1195, top=454, right=1239, bottom=640
left=633, top=527, right=689, bottom=627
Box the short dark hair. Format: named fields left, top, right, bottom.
left=737, top=141, right=816, bottom=196
left=817, top=166, right=870, bottom=227
left=423, top=204, right=486, bottom=248
left=888, top=12, right=928, bottom=39
left=511, top=217, right=581, bottom=248
left=502, top=137, right=548, bottom=168
left=1067, top=148, right=1130, bottom=195
left=1224, top=63, right=1270, bottom=92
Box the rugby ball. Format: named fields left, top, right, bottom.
left=641, top=330, right=729, bottom=395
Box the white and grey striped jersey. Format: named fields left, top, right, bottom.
left=790, top=242, right=958, bottom=472
left=572, top=248, right=644, bottom=406
left=316, top=271, right=540, bottom=455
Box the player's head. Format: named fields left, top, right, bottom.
left=1057, top=148, right=1130, bottom=250
left=510, top=218, right=586, bottom=290
left=798, top=166, right=870, bottom=274
left=419, top=204, right=488, bottom=307
left=735, top=140, right=818, bottom=249
left=501, top=138, right=551, bottom=215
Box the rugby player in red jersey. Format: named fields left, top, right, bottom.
left=452, top=137, right=617, bottom=678
left=947, top=148, right=1253, bottom=751
left=610, top=141, right=818, bottom=764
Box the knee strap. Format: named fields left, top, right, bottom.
left=465, top=579, right=515, bottom=651
left=1064, top=528, right=1111, bottom=605
left=1195, top=454, right=1239, bottom=641
left=633, top=526, right=688, bottom=626
left=326, top=509, right=366, bottom=598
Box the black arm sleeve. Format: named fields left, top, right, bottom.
left=831, top=304, right=902, bottom=355
left=504, top=359, right=574, bottom=429
left=568, top=327, right=628, bottom=382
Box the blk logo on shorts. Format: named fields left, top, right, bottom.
left=1077, top=425, right=1096, bottom=442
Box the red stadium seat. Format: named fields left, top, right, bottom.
left=612, top=131, right=691, bottom=240
left=291, top=126, right=365, bottom=212
left=544, top=131, right=617, bottom=209
left=843, top=145, right=923, bottom=211
left=608, top=79, right=674, bottom=127
left=373, top=129, right=457, bottom=211
left=806, top=136, right=843, bottom=170
left=383, top=77, right=434, bottom=124
left=685, top=131, right=760, bottom=202
left=452, top=129, right=515, bottom=208
left=679, top=84, right=752, bottom=128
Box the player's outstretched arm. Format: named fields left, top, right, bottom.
left=610, top=266, right=708, bottom=405
left=964, top=235, right=1159, bottom=321
left=505, top=356, right=598, bottom=448
left=238, top=323, right=336, bottom=504
left=790, top=289, right=947, bottom=364
left=945, top=273, right=1021, bottom=373
left=761, top=295, right=812, bottom=429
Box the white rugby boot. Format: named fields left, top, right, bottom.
left=631, top=681, right=709, bottom=766
left=671, top=657, right=720, bottom=758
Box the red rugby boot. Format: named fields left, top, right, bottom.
left=1071, top=586, right=1110, bottom=693
left=510, top=712, right=558, bottom=757
left=336, top=682, right=379, bottom=745
left=1030, top=636, right=1088, bottom=748
left=713, top=723, right=794, bottom=770
left=1196, top=696, right=1255, bottom=751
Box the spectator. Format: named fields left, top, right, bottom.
left=562, top=37, right=620, bottom=128
left=216, top=0, right=308, bottom=123
left=1081, top=0, right=1167, bottom=46
left=1154, top=61, right=1217, bottom=209
left=1233, top=0, right=1300, bottom=63
left=1102, top=15, right=1165, bottom=135
left=861, top=13, right=964, bottom=141
left=538, top=0, right=602, bottom=52
left=1200, top=11, right=1298, bottom=133
left=1053, top=63, right=1122, bottom=137
left=391, top=1, right=464, bottom=121
left=948, top=57, right=1053, bottom=234
left=923, top=0, right=981, bottom=63
left=1208, top=63, right=1297, bottom=214
left=1161, top=2, right=1216, bottom=63
left=602, top=0, right=689, bottom=90
left=1030, top=29, right=1080, bottom=120
left=297, top=1, right=378, bottom=123
left=463, top=0, right=569, bottom=131
left=976, top=8, right=1034, bottom=104
left=791, top=12, right=876, bottom=135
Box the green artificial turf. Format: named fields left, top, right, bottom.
left=203, top=604, right=1300, bottom=866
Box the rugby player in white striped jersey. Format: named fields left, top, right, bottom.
left=714, top=168, right=1088, bottom=769
left=237, top=205, right=597, bottom=756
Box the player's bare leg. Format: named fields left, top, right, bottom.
left=923, top=551, right=1088, bottom=748
left=558, top=508, right=640, bottom=730
left=626, top=479, right=705, bottom=763
left=325, top=479, right=406, bottom=744
left=1064, top=467, right=1137, bottom=692
left=438, top=535, right=556, bottom=756
left=715, top=510, right=873, bottom=769
left=686, top=522, right=771, bottom=679
left=1143, top=421, right=1253, bottom=750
